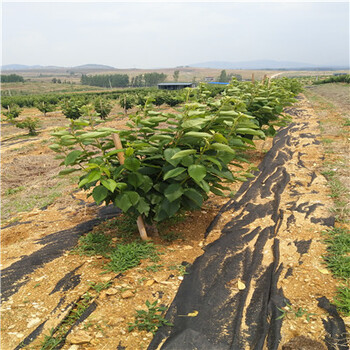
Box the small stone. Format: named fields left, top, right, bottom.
left=105, top=288, right=118, bottom=296
left=27, top=318, right=41, bottom=328
left=34, top=276, right=45, bottom=282
left=101, top=276, right=112, bottom=282
left=178, top=276, right=184, bottom=280
left=66, top=330, right=92, bottom=344
left=198, top=241, right=204, bottom=248
left=121, top=290, right=134, bottom=299
left=145, top=279, right=155, bottom=287
left=68, top=345, right=80, bottom=350
left=183, top=245, right=193, bottom=250
left=96, top=332, right=104, bottom=338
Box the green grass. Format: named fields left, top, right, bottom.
left=74, top=232, right=113, bottom=257
left=322, top=227, right=350, bottom=315
left=88, top=281, right=112, bottom=293
left=5, top=186, right=25, bottom=196
left=322, top=227, right=350, bottom=279
left=333, top=283, right=350, bottom=316
left=107, top=242, right=160, bottom=273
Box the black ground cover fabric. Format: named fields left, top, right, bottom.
left=149, top=119, right=347, bottom=350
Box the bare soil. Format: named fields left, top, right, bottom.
left=1, top=86, right=349, bottom=349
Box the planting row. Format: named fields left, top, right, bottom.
left=50, top=78, right=303, bottom=228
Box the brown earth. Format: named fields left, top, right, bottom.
left=1, top=87, right=349, bottom=349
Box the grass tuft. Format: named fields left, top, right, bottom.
left=107, top=241, right=159, bottom=273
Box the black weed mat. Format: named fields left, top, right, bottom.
left=148, top=121, right=347, bottom=350
left=1, top=205, right=120, bottom=302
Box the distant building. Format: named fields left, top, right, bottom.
left=204, top=77, right=214, bottom=82
left=333, top=73, right=347, bottom=76
left=158, top=82, right=195, bottom=90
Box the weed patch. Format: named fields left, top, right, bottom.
left=75, top=232, right=112, bottom=257
left=107, top=242, right=160, bottom=273
left=128, top=300, right=173, bottom=334
left=322, top=227, right=350, bottom=279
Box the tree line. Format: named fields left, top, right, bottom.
left=1, top=74, right=25, bottom=83
left=81, top=72, right=167, bottom=88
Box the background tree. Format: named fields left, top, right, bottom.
left=35, top=101, right=55, bottom=116
left=218, top=70, right=228, bottom=82
left=2, top=104, right=22, bottom=119
left=173, top=70, right=180, bottom=82
left=94, top=98, right=113, bottom=119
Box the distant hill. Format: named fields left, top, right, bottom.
left=72, top=64, right=116, bottom=70
left=2, top=64, right=45, bottom=71
left=1, top=63, right=116, bottom=71
left=188, top=60, right=321, bottom=70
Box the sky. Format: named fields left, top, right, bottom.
left=1, top=1, right=349, bottom=68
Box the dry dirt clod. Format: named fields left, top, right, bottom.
left=66, top=330, right=92, bottom=345
left=121, top=290, right=134, bottom=299
left=145, top=279, right=155, bottom=286
left=105, top=288, right=118, bottom=296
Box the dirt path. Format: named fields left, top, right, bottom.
left=1, top=94, right=348, bottom=349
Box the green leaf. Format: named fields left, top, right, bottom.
left=139, top=175, right=153, bottom=193
left=219, top=110, right=239, bottom=116
left=163, top=167, right=186, bottom=180
left=236, top=128, right=265, bottom=137
left=58, top=168, right=80, bottom=175
left=210, top=187, right=225, bottom=196
left=197, top=180, right=210, bottom=193
left=125, top=147, right=134, bottom=157
left=181, top=119, right=205, bottom=130
left=213, top=133, right=228, bottom=144
left=137, top=198, right=150, bottom=216
left=149, top=135, right=172, bottom=142
left=49, top=144, right=61, bottom=152
left=171, top=149, right=196, bottom=160
left=115, top=182, right=128, bottom=190
left=114, top=191, right=140, bottom=212
left=188, top=165, right=206, bottom=183
left=124, top=157, right=141, bottom=172
left=79, top=131, right=111, bottom=139
left=203, top=156, right=222, bottom=170
left=92, top=185, right=108, bottom=204
left=64, top=150, right=83, bottom=166
left=164, top=148, right=181, bottom=167
left=78, top=169, right=101, bottom=187
left=115, top=194, right=132, bottom=212
left=126, top=191, right=140, bottom=205
left=183, top=188, right=203, bottom=207
left=128, top=173, right=145, bottom=188
left=101, top=179, right=118, bottom=192
left=164, top=183, right=184, bottom=202
left=184, top=131, right=212, bottom=138
left=211, top=143, right=235, bottom=154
